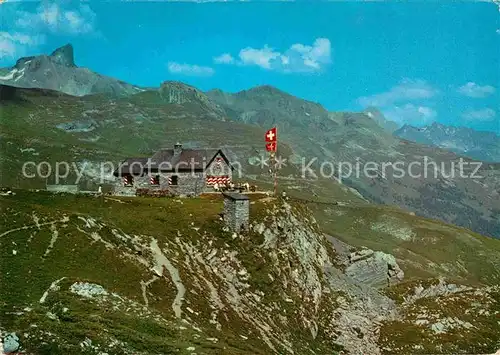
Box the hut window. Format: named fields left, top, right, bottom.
left=123, top=175, right=134, bottom=186
left=171, top=175, right=178, bottom=186
left=150, top=175, right=160, bottom=185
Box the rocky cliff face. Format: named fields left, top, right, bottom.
left=0, top=44, right=142, bottom=97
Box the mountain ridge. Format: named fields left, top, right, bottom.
left=206, top=87, right=500, bottom=239
left=0, top=44, right=142, bottom=97
left=394, top=122, right=500, bottom=163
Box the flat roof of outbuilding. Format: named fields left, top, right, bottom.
left=222, top=192, right=249, bottom=200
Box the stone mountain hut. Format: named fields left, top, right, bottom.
left=113, top=143, right=234, bottom=196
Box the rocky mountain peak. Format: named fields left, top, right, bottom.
left=159, top=81, right=226, bottom=118
left=0, top=44, right=141, bottom=97
left=49, top=44, right=76, bottom=67
left=240, top=85, right=289, bottom=98
left=206, top=88, right=224, bottom=95
left=430, top=121, right=446, bottom=130
left=363, top=106, right=401, bottom=133
left=159, top=81, right=210, bottom=102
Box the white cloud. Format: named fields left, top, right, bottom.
left=16, top=3, right=96, bottom=34
left=357, top=79, right=438, bottom=107
left=457, top=82, right=496, bottom=98
left=0, top=3, right=97, bottom=64
left=462, top=108, right=496, bottom=122
left=213, top=53, right=235, bottom=64
left=168, top=62, right=214, bottom=77
left=383, top=104, right=437, bottom=126
left=286, top=38, right=331, bottom=71
left=239, top=45, right=282, bottom=69
left=214, top=38, right=332, bottom=73
left=0, top=32, right=44, bottom=59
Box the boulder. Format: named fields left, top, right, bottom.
left=345, top=249, right=404, bottom=288
left=3, top=332, right=20, bottom=353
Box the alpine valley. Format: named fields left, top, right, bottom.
left=1, top=45, right=500, bottom=355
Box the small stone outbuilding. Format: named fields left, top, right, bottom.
left=223, top=192, right=250, bottom=233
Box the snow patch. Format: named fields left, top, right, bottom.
left=0, top=69, right=17, bottom=80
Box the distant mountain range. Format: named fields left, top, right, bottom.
left=394, top=122, right=500, bottom=163
left=0, top=44, right=142, bottom=97
left=206, top=86, right=500, bottom=239
left=358, top=108, right=500, bottom=163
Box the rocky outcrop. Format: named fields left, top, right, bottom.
left=325, top=264, right=398, bottom=354
left=251, top=202, right=403, bottom=354
left=49, top=44, right=76, bottom=67
left=345, top=248, right=404, bottom=288
left=0, top=44, right=142, bottom=97
left=56, top=119, right=98, bottom=132
left=159, top=81, right=227, bottom=119
left=402, top=278, right=473, bottom=305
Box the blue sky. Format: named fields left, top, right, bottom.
left=0, top=1, right=499, bottom=133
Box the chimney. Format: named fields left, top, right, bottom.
left=174, top=142, right=182, bottom=156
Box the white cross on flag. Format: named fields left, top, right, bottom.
left=265, top=127, right=277, bottom=142
left=265, top=127, right=277, bottom=152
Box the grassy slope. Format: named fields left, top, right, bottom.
left=2, top=86, right=500, bottom=353
left=0, top=87, right=306, bottom=188
left=0, top=191, right=342, bottom=354
left=0, top=191, right=250, bottom=354
left=2, top=191, right=500, bottom=354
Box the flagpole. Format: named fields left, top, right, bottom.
left=270, top=150, right=277, bottom=197
left=274, top=149, right=278, bottom=197
left=265, top=127, right=278, bottom=198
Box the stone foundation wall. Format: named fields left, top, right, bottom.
left=169, top=172, right=205, bottom=196
left=46, top=185, right=79, bottom=194
left=112, top=172, right=206, bottom=196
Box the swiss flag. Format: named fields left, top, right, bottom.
left=266, top=142, right=277, bottom=152
left=265, top=127, right=277, bottom=142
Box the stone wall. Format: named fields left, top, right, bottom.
left=224, top=198, right=249, bottom=232
left=170, top=172, right=205, bottom=196
left=112, top=172, right=205, bottom=196
left=46, top=185, right=79, bottom=194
